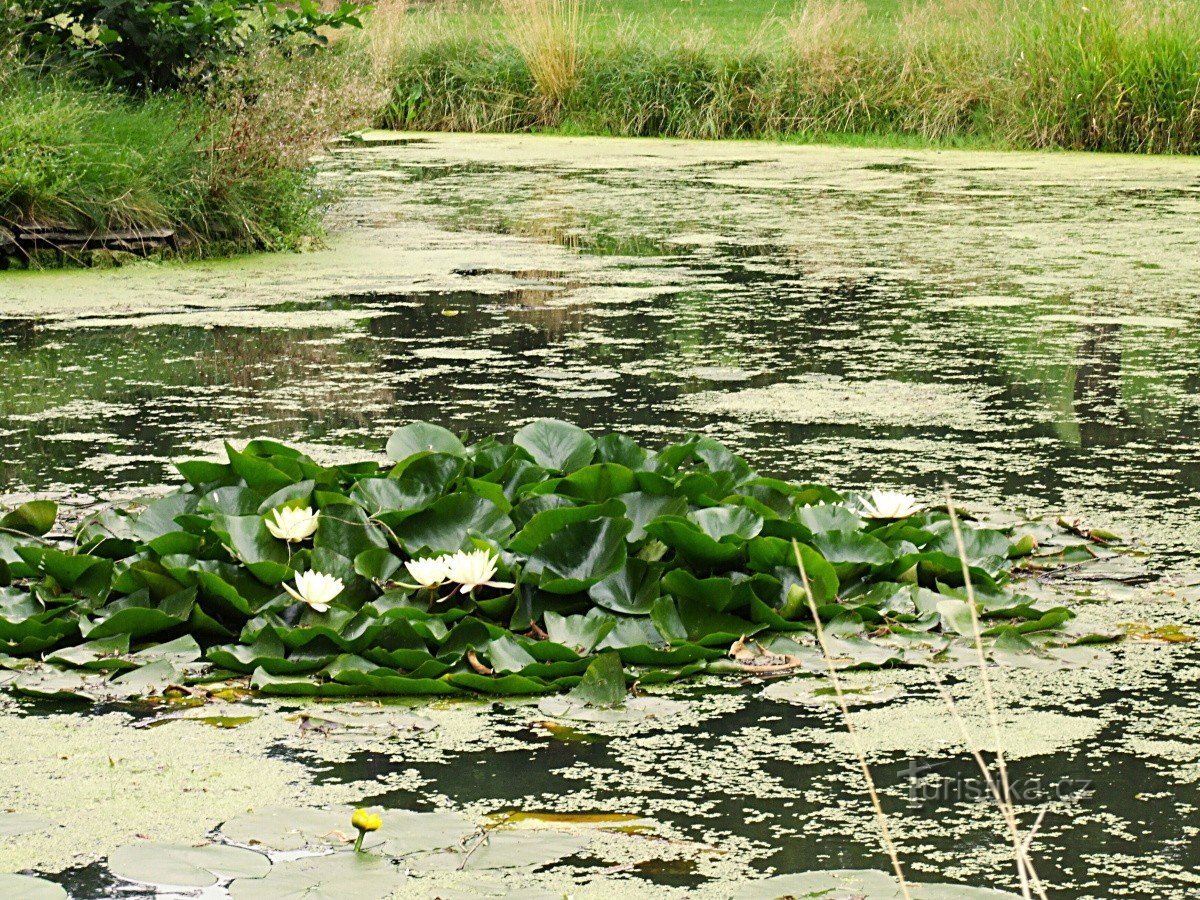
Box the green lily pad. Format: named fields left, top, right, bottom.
left=409, top=829, right=590, bottom=871
left=761, top=678, right=905, bottom=708
left=0, top=812, right=55, bottom=837
left=0, top=874, right=67, bottom=899
left=513, top=419, right=596, bottom=473
left=108, top=841, right=270, bottom=888
left=0, top=424, right=1107, bottom=701
left=229, top=851, right=406, bottom=900
left=536, top=694, right=687, bottom=724
left=221, top=805, right=355, bottom=851
left=0, top=500, right=58, bottom=537
left=387, top=422, right=467, bottom=462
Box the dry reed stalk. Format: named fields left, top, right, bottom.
left=944, top=491, right=1049, bottom=900
left=501, top=0, right=582, bottom=112
left=363, top=0, right=410, bottom=78
left=791, top=540, right=912, bottom=900
left=933, top=681, right=1047, bottom=900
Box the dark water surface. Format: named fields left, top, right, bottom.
left=3, top=135, right=1200, bottom=898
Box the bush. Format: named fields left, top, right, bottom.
left=8, top=0, right=367, bottom=90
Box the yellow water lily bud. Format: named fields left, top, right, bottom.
left=351, top=808, right=383, bottom=852
left=352, top=808, right=382, bottom=833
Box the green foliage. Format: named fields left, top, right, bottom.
left=384, top=0, right=1200, bottom=154
left=9, top=0, right=367, bottom=90
left=0, top=421, right=1103, bottom=699
left=0, top=68, right=321, bottom=248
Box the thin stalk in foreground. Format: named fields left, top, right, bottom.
left=791, top=540, right=912, bottom=900
left=933, top=681, right=1045, bottom=900
left=944, top=490, right=1048, bottom=900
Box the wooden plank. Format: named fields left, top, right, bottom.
left=11, top=225, right=177, bottom=255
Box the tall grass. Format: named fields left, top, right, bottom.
left=382, top=0, right=1200, bottom=153
left=502, top=0, right=582, bottom=115
left=0, top=5, right=406, bottom=257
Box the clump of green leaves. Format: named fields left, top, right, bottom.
left=0, top=420, right=1112, bottom=699
left=7, top=0, right=367, bottom=91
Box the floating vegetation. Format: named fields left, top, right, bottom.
left=107, top=841, right=270, bottom=888
left=0, top=420, right=1118, bottom=701
left=0, top=874, right=66, bottom=899
left=760, top=678, right=905, bottom=709
left=676, top=377, right=991, bottom=429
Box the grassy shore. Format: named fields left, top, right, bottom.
left=3, top=0, right=1196, bottom=268
left=0, top=17, right=398, bottom=262
left=383, top=0, right=1200, bottom=154
left=0, top=72, right=316, bottom=255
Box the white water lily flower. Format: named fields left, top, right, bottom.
left=857, top=489, right=922, bottom=520
left=265, top=506, right=319, bottom=543
left=404, top=556, right=450, bottom=590
left=442, top=548, right=515, bottom=594
left=283, top=570, right=343, bottom=613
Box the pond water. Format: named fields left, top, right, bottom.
left=2, top=135, right=1200, bottom=898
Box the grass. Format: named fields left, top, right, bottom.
left=436, top=0, right=906, bottom=48
left=382, top=0, right=1200, bottom=154
left=0, top=6, right=401, bottom=261
left=0, top=71, right=321, bottom=253
left=4, top=0, right=1196, bottom=268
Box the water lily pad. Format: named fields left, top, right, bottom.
left=0, top=811, right=55, bottom=836
left=0, top=425, right=1104, bottom=702
left=536, top=694, right=687, bottom=724
left=108, top=841, right=270, bottom=888
left=291, top=705, right=437, bottom=740
left=375, top=810, right=478, bottom=857
left=223, top=805, right=474, bottom=857
left=387, top=422, right=466, bottom=462
left=0, top=874, right=67, bottom=899
left=911, top=884, right=1023, bottom=899
left=140, top=703, right=262, bottom=729
left=733, top=869, right=1022, bottom=899
left=733, top=869, right=900, bottom=898
left=221, top=805, right=356, bottom=851
left=514, top=419, right=595, bottom=473
left=13, top=666, right=106, bottom=701
left=229, top=851, right=406, bottom=899
left=761, top=678, right=905, bottom=708
left=409, top=829, right=590, bottom=871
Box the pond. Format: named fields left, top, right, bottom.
left=2, top=134, right=1200, bottom=898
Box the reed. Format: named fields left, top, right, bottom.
left=381, top=0, right=1200, bottom=153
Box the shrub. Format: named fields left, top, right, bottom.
left=8, top=0, right=368, bottom=90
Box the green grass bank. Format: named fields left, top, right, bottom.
left=0, top=18, right=395, bottom=264
left=383, top=0, right=1200, bottom=154
left=0, top=72, right=318, bottom=257
left=4, top=0, right=1197, bottom=268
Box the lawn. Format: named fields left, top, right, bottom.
left=421, top=0, right=905, bottom=47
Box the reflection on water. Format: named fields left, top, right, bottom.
left=4, top=281, right=1199, bottom=568
left=4, top=136, right=1200, bottom=897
